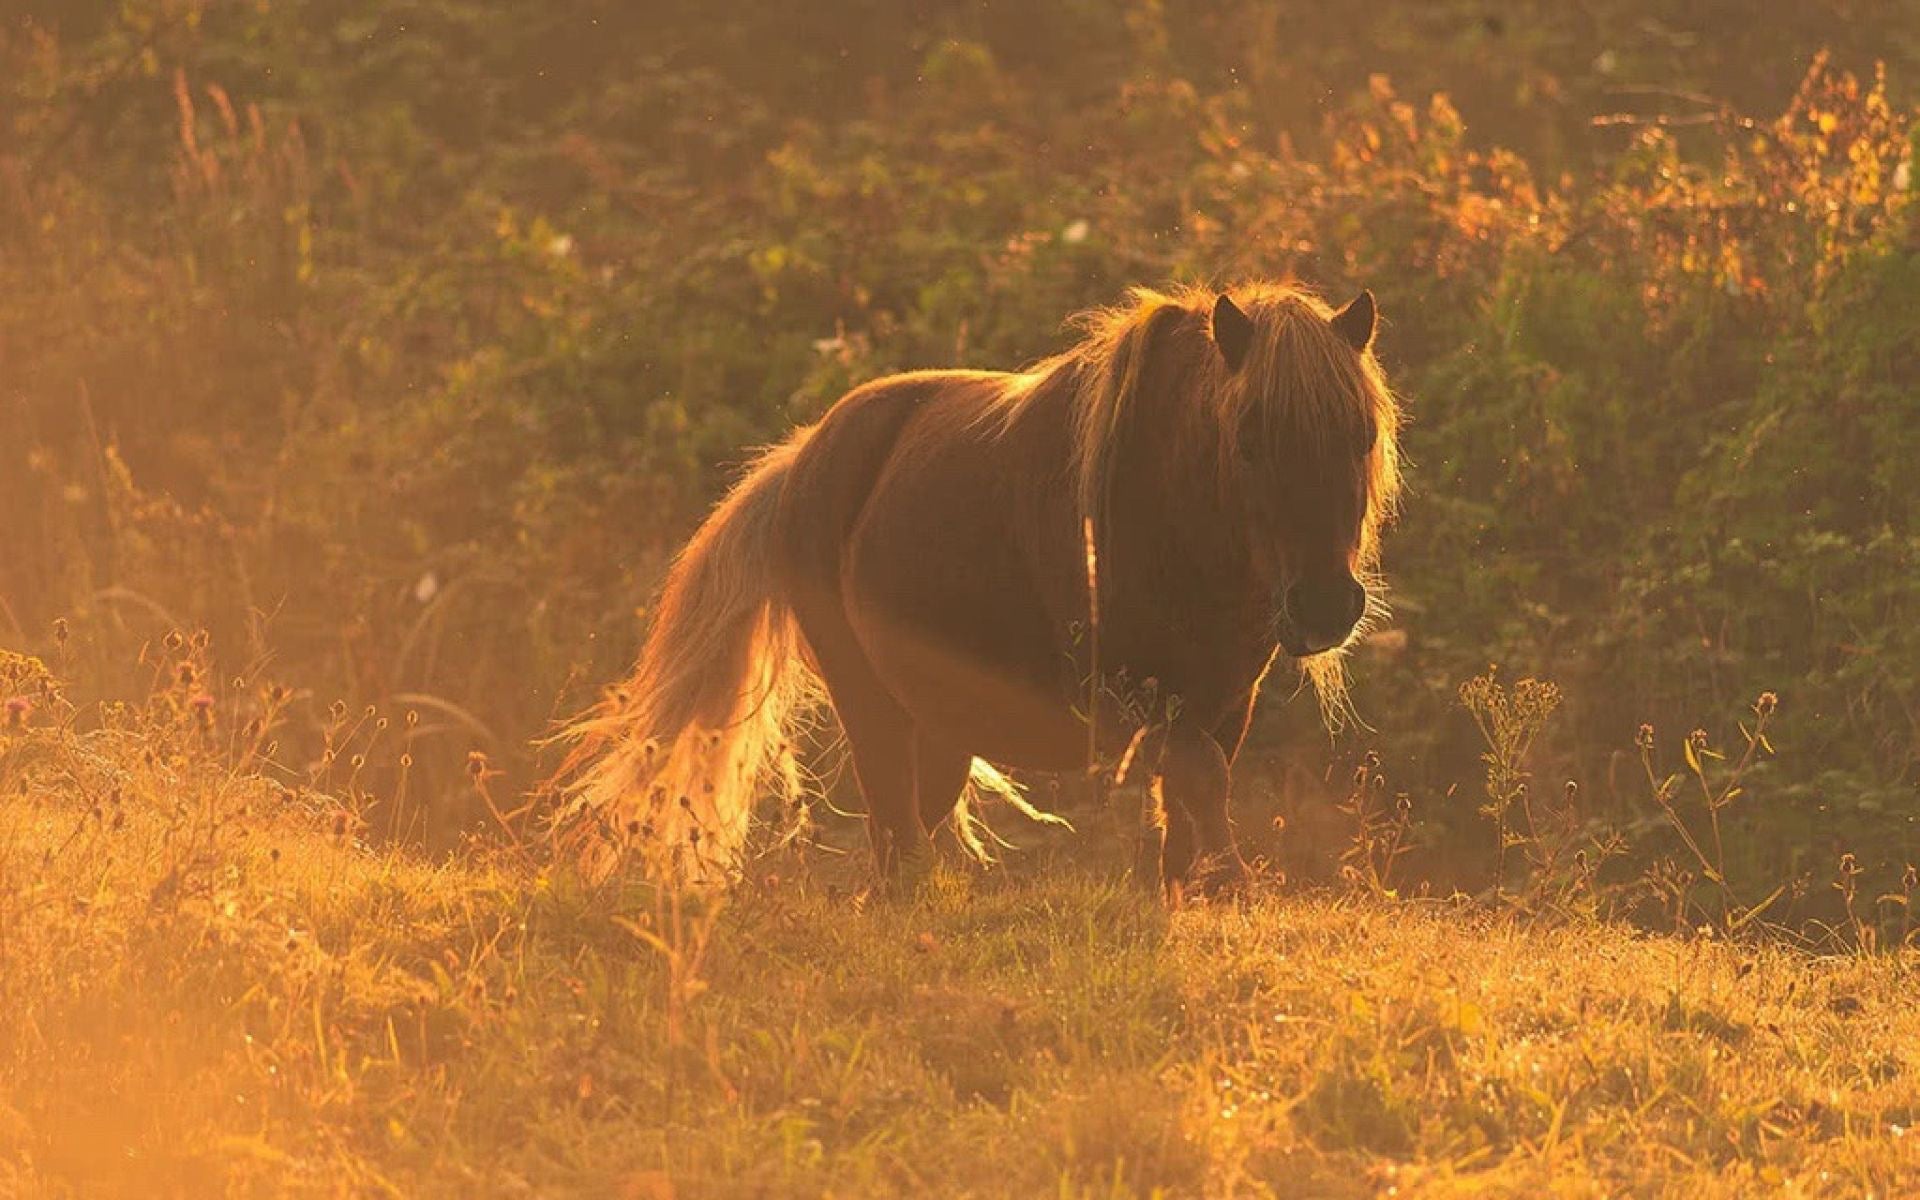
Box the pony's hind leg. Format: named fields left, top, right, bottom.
left=913, top=733, right=973, bottom=836
left=840, top=700, right=929, bottom=883
left=790, top=606, right=930, bottom=882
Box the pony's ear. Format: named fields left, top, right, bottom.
left=1212, top=294, right=1255, bottom=372
left=1331, top=289, right=1377, bottom=352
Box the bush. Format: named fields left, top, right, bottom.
left=2, top=4, right=1916, bottom=911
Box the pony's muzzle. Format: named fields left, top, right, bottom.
left=1281, top=576, right=1367, bottom=657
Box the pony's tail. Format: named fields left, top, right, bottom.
left=551, top=437, right=818, bottom=881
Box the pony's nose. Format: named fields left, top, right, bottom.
left=1285, top=576, right=1367, bottom=654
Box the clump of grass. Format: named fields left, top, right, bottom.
left=1336, top=750, right=1413, bottom=900
left=1455, top=668, right=1621, bottom=910
left=1638, top=690, right=1785, bottom=936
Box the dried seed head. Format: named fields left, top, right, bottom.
left=1756, top=691, right=1778, bottom=718
left=466, top=750, right=488, bottom=779
left=1689, top=728, right=1710, bottom=754
left=163, top=630, right=185, bottom=651
left=1635, top=723, right=1655, bottom=752
left=4, top=697, right=29, bottom=729
left=52, top=618, right=69, bottom=645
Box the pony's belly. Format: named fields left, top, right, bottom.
left=846, top=604, right=1088, bottom=771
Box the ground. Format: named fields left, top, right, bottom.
left=3, top=742, right=1919, bottom=1199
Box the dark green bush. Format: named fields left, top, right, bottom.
left=1, top=3, right=1915, bottom=910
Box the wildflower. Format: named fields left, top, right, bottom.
left=1688, top=728, right=1710, bottom=754
left=4, top=697, right=29, bottom=729
left=190, top=693, right=215, bottom=729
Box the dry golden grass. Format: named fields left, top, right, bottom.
left=4, top=704, right=1919, bottom=1199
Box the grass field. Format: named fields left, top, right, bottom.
left=5, top=716, right=1919, bottom=1199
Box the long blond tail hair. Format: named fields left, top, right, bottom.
left=551, top=437, right=818, bottom=880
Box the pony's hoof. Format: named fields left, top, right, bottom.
left=876, top=845, right=937, bottom=899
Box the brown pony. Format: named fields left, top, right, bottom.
left=556, top=282, right=1402, bottom=890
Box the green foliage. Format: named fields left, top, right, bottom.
left=2, top=3, right=1919, bottom=909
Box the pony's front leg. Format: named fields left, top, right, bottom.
left=1157, top=724, right=1248, bottom=895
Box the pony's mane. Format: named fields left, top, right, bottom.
left=994, top=281, right=1405, bottom=723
